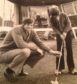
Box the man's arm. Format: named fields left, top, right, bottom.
left=32, top=30, right=61, bottom=56
left=32, top=30, right=50, bottom=52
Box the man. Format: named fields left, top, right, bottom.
left=0, top=18, right=61, bottom=81
left=48, top=5, right=77, bottom=75
left=34, top=14, right=42, bottom=27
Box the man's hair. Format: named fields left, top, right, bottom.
left=48, top=5, right=59, bottom=16
left=22, top=18, right=33, bottom=24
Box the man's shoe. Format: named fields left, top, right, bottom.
left=4, top=69, right=18, bottom=82
left=18, top=71, right=29, bottom=77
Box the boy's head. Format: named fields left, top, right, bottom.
left=48, top=5, right=59, bottom=16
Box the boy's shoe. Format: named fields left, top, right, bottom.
left=69, top=69, right=77, bottom=75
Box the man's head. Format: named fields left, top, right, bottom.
left=22, top=18, right=33, bottom=30
left=48, top=5, right=59, bottom=16
left=22, top=18, right=33, bottom=25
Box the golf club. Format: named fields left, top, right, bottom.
left=51, top=41, right=64, bottom=84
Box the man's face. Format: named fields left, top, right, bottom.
left=24, top=23, right=32, bottom=30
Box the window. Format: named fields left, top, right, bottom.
left=62, top=3, right=75, bottom=16
left=74, top=1, right=77, bottom=13
left=21, top=6, right=30, bottom=21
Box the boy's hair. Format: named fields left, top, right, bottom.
left=22, top=18, right=33, bottom=24
left=48, top=5, right=59, bottom=16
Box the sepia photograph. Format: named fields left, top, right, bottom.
left=0, top=0, right=77, bottom=84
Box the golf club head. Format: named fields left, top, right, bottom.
left=51, top=80, right=59, bottom=84
left=55, top=70, right=61, bottom=75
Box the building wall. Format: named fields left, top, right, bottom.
left=6, top=0, right=77, bottom=27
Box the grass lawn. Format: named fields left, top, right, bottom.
left=0, top=39, right=77, bottom=84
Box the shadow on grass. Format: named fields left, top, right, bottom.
left=0, top=73, right=77, bottom=84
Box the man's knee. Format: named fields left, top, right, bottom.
left=21, top=48, right=31, bottom=58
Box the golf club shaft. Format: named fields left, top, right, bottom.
left=57, top=40, right=64, bottom=76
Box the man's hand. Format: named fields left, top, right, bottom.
left=28, top=43, right=44, bottom=56
left=37, top=48, right=44, bottom=56
left=49, top=49, right=62, bottom=57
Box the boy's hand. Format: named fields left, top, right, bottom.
left=60, top=32, right=67, bottom=41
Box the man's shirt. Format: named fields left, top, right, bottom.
left=0, top=25, right=50, bottom=52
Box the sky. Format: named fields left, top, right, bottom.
left=0, top=0, right=14, bottom=20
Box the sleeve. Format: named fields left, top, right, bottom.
left=50, top=22, right=61, bottom=36
left=49, top=16, right=61, bottom=36
left=52, top=27, right=61, bottom=35
left=32, top=30, right=50, bottom=52
left=63, top=14, right=72, bottom=33
left=11, top=29, right=35, bottom=50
